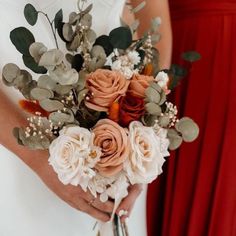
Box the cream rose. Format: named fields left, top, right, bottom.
left=93, top=119, right=130, bottom=177
left=49, top=126, right=101, bottom=190
left=128, top=73, right=154, bottom=98
left=124, top=121, right=169, bottom=184
left=85, top=69, right=129, bottom=111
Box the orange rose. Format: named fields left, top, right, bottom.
left=93, top=119, right=130, bottom=177
left=128, top=74, right=154, bottom=98
left=85, top=69, right=129, bottom=112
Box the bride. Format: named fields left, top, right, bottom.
left=0, top=0, right=171, bottom=235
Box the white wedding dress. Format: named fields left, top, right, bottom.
left=0, top=0, right=147, bottom=236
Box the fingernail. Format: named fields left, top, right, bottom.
left=125, top=217, right=129, bottom=224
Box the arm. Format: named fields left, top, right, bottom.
left=125, top=0, right=172, bottom=69
left=0, top=89, right=113, bottom=222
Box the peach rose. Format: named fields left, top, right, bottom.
left=128, top=74, right=154, bottom=98
left=85, top=69, right=129, bottom=112
left=93, top=119, right=130, bottom=177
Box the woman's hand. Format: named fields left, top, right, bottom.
left=116, top=184, right=144, bottom=223
left=36, top=154, right=114, bottom=222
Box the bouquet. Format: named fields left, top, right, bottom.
left=1, top=1, right=199, bottom=235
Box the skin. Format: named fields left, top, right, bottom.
left=0, top=0, right=172, bottom=224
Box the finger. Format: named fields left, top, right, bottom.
left=91, top=198, right=114, bottom=213
left=72, top=199, right=111, bottom=222
left=116, top=184, right=143, bottom=223
left=85, top=204, right=111, bottom=222
left=83, top=190, right=114, bottom=213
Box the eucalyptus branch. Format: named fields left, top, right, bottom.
left=38, top=11, right=59, bottom=49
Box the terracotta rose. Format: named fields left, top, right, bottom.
left=85, top=69, right=129, bottom=112
left=128, top=73, right=154, bottom=98
left=93, top=119, right=130, bottom=177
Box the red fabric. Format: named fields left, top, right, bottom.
left=147, top=1, right=236, bottom=236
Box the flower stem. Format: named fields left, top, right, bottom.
left=38, top=11, right=59, bottom=49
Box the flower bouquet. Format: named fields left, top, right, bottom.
left=1, top=1, right=199, bottom=235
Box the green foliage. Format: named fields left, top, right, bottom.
left=54, top=9, right=63, bottom=29
left=10, top=27, right=35, bottom=56
left=109, top=27, right=132, bottom=50
left=182, top=51, right=201, bottom=62
left=169, top=64, right=188, bottom=90
left=24, top=4, right=38, bottom=26
left=22, top=55, right=47, bottom=74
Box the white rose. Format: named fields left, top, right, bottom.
left=124, top=121, right=169, bottom=184
left=49, top=126, right=101, bottom=190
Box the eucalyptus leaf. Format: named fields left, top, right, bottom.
left=23, top=55, right=47, bottom=74
left=130, top=19, right=140, bottom=33
left=175, top=117, right=199, bottom=142
left=13, top=70, right=32, bottom=90
left=159, top=116, right=171, bottom=127
left=167, top=129, right=183, bottom=150
left=71, top=54, right=84, bottom=72
left=20, top=80, right=37, bottom=99
left=94, top=35, right=113, bottom=56
left=2, top=75, right=14, bottom=87
left=22, top=135, right=50, bottom=150
left=24, top=4, right=38, bottom=26
left=38, top=49, right=64, bottom=68
left=67, top=34, right=81, bottom=51
left=55, top=84, right=73, bottom=95
left=49, top=109, right=74, bottom=124
left=145, top=103, right=162, bottom=115
left=38, top=75, right=57, bottom=90
left=39, top=99, right=64, bottom=112
left=62, top=23, right=74, bottom=42
left=86, top=29, right=97, bottom=44
left=66, top=53, right=74, bottom=64
left=109, top=27, right=132, bottom=50
left=10, top=27, right=35, bottom=56
left=182, top=51, right=201, bottom=62
left=77, top=88, right=88, bottom=106
left=80, top=14, right=92, bottom=28
left=82, top=4, right=93, bottom=15
left=145, top=87, right=161, bottom=104
left=150, top=82, right=162, bottom=93
left=54, top=9, right=63, bottom=29
left=150, top=17, right=161, bottom=33
left=151, top=34, right=161, bottom=44
left=159, top=91, right=166, bottom=105
left=131, top=1, right=146, bottom=13
left=69, top=12, right=79, bottom=25
left=76, top=71, right=87, bottom=90
left=2, top=63, right=21, bottom=83
left=169, top=64, right=187, bottom=90
left=31, top=87, right=54, bottom=101
left=57, top=22, right=69, bottom=43
left=142, top=114, right=158, bottom=127
left=29, top=42, right=47, bottom=63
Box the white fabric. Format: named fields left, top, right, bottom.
left=0, top=0, right=147, bottom=235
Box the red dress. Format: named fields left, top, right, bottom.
left=147, top=1, right=236, bottom=236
